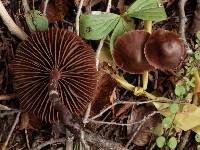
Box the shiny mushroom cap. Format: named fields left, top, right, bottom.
left=13, top=28, right=97, bottom=123
left=113, top=30, right=154, bottom=74
left=145, top=29, right=186, bottom=70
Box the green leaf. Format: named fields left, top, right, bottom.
left=197, top=144, right=200, bottom=150
left=196, top=134, right=200, bottom=143
left=80, top=13, right=120, bottom=40
left=25, top=10, right=48, bottom=32
left=169, top=103, right=179, bottom=114
left=162, top=117, right=172, bottom=129
left=196, top=32, right=200, bottom=41
left=195, top=51, right=200, bottom=60
left=110, top=17, right=134, bottom=51
left=125, top=0, right=167, bottom=21
left=156, top=136, right=166, bottom=148
left=167, top=137, right=177, bottom=149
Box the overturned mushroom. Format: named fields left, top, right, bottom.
left=113, top=30, right=154, bottom=74
left=13, top=29, right=97, bottom=124
left=145, top=29, right=186, bottom=70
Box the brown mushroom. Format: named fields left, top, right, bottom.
left=13, top=28, right=97, bottom=123
left=144, top=29, right=186, bottom=70
left=113, top=30, right=154, bottom=74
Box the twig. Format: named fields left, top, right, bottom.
left=0, top=110, right=20, bottom=118
left=25, top=129, right=31, bottom=149
left=0, top=104, right=12, bottom=110
left=178, top=0, right=192, bottom=54
left=177, top=130, right=191, bottom=150
left=96, top=0, right=112, bottom=70
left=125, top=118, right=146, bottom=148
left=75, top=0, right=85, bottom=36
left=81, top=130, right=90, bottom=150
left=31, top=138, right=66, bottom=150
left=2, top=112, right=21, bottom=150
left=0, top=1, right=28, bottom=40
left=0, top=94, right=17, bottom=101
left=22, top=0, right=30, bottom=13
left=43, top=0, right=49, bottom=16
left=89, top=111, right=160, bottom=126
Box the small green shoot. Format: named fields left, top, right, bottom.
left=162, top=117, right=173, bottom=129
left=195, top=134, right=200, bottom=143
left=169, top=103, right=179, bottom=114
left=156, top=136, right=166, bottom=148
left=167, top=137, right=177, bottom=149
left=195, top=31, right=200, bottom=49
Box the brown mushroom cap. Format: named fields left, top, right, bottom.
left=13, top=28, right=97, bottom=123
left=144, top=29, right=186, bottom=70
left=113, top=30, right=154, bottom=73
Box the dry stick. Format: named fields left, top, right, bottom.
left=43, top=0, right=49, bottom=16
left=0, top=94, right=17, bottom=101
left=177, top=130, right=191, bottom=150
left=76, top=0, right=85, bottom=36
left=2, top=112, right=21, bottom=150
left=0, top=110, right=20, bottom=118
left=88, top=111, right=160, bottom=126
left=125, top=118, right=146, bottom=148
left=96, top=0, right=112, bottom=69
left=22, top=0, right=30, bottom=13
left=0, top=1, right=28, bottom=40
left=25, top=129, right=31, bottom=150
left=31, top=138, right=66, bottom=150
left=178, top=0, right=192, bottom=54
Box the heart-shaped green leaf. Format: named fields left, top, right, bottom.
left=25, top=10, right=49, bottom=32
left=110, top=17, right=134, bottom=51
left=125, top=0, right=167, bottom=21
left=80, top=13, right=120, bottom=40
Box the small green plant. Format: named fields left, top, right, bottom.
left=156, top=136, right=166, bottom=148
left=195, top=31, right=200, bottom=49
left=167, top=137, right=177, bottom=149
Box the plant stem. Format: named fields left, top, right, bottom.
left=0, top=1, right=28, bottom=40
left=142, top=20, right=152, bottom=90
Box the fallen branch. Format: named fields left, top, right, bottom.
left=0, top=1, right=28, bottom=40
left=76, top=0, right=85, bottom=36
left=178, top=0, right=192, bottom=54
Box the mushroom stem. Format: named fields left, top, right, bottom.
left=49, top=69, right=80, bottom=131
left=142, top=20, right=152, bottom=90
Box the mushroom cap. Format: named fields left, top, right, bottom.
left=113, top=30, right=154, bottom=74
left=13, top=28, right=97, bottom=123
left=144, top=29, right=186, bottom=70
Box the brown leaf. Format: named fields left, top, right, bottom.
left=19, top=112, right=41, bottom=130
left=127, top=105, right=160, bottom=146
left=190, top=2, right=200, bottom=33
left=91, top=71, right=117, bottom=115
left=40, top=0, right=69, bottom=23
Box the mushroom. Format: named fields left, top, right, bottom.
left=145, top=29, right=186, bottom=70
left=113, top=30, right=154, bottom=74
left=13, top=28, right=97, bottom=124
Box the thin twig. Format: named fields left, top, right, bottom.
left=178, top=0, right=192, bottom=54
left=76, top=0, right=85, bottom=36
left=2, top=112, right=21, bottom=150
left=22, top=0, right=30, bottom=13
left=89, top=111, right=160, bottom=126
left=96, top=0, right=112, bottom=70
left=0, top=94, right=17, bottom=101
left=0, top=1, right=28, bottom=40
left=0, top=110, right=20, bottom=118
left=31, top=138, right=66, bottom=150
left=43, top=0, right=49, bottom=16
left=25, top=129, right=31, bottom=149
left=125, top=118, right=146, bottom=148
left=177, top=130, right=191, bottom=150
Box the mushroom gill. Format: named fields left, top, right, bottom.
left=13, top=28, right=97, bottom=123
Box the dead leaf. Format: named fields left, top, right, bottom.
left=127, top=106, right=160, bottom=146
left=190, top=2, right=200, bottom=33
left=91, top=71, right=117, bottom=115
left=40, top=0, right=68, bottom=23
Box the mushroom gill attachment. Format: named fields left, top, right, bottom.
left=13, top=29, right=97, bottom=123
left=145, top=29, right=186, bottom=70
left=113, top=30, right=154, bottom=74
